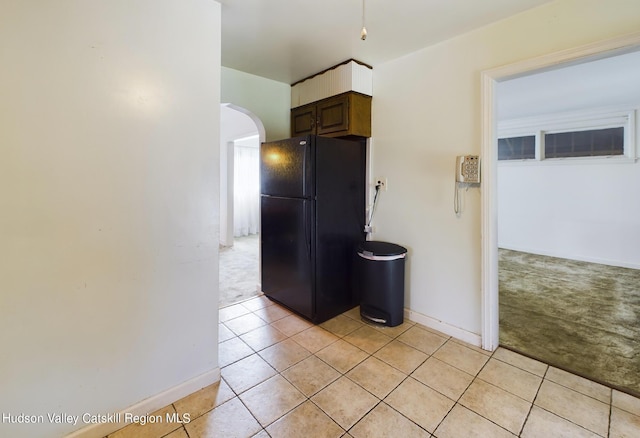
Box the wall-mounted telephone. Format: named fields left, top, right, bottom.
left=454, top=155, right=480, bottom=216
left=456, top=155, right=480, bottom=183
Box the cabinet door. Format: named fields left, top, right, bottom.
left=291, top=104, right=316, bottom=137
left=316, top=95, right=349, bottom=136
left=290, top=92, right=372, bottom=138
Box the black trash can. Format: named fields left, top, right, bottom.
left=357, top=241, right=407, bottom=327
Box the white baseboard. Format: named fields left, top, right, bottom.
left=498, top=244, right=640, bottom=270
left=64, top=368, right=220, bottom=438
left=404, top=308, right=483, bottom=349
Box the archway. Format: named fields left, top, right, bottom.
left=219, top=103, right=266, bottom=307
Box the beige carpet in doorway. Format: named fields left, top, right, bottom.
left=499, top=248, right=640, bottom=396
left=219, top=234, right=260, bottom=308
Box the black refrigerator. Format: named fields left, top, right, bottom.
left=260, top=135, right=366, bottom=323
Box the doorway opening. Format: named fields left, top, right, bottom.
left=219, top=103, right=265, bottom=308
left=481, top=32, right=640, bottom=395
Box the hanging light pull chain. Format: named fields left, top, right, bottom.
left=361, top=0, right=367, bottom=40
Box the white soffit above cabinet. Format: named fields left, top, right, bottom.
left=291, top=60, right=373, bottom=108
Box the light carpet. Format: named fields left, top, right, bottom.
left=219, top=234, right=260, bottom=308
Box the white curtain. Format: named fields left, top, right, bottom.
left=233, top=140, right=260, bottom=237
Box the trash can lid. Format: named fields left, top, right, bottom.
left=357, top=241, right=407, bottom=257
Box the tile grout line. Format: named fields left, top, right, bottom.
left=515, top=359, right=548, bottom=437
left=425, top=342, right=477, bottom=438
left=266, top=324, right=347, bottom=435
left=448, top=347, right=519, bottom=437
left=220, top=374, right=270, bottom=436
left=220, top=313, right=275, bottom=431
left=532, top=366, right=609, bottom=438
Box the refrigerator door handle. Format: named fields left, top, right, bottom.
left=302, top=138, right=311, bottom=199
left=304, top=201, right=311, bottom=261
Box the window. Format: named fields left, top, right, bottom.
left=497, top=108, right=636, bottom=162
left=498, top=135, right=536, bottom=160
left=544, top=127, right=624, bottom=158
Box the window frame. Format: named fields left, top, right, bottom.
left=497, top=106, right=637, bottom=165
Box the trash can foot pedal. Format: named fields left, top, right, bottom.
left=361, top=312, right=387, bottom=324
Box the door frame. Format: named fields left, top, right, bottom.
left=480, top=31, right=640, bottom=351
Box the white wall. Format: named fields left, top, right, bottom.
left=371, top=0, right=640, bottom=340
left=0, top=1, right=221, bottom=437
left=498, top=160, right=640, bottom=268
left=221, top=67, right=291, bottom=142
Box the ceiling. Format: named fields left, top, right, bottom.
left=218, top=0, right=553, bottom=85
left=498, top=50, right=640, bottom=120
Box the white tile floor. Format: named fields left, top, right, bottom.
left=107, top=296, right=640, bottom=438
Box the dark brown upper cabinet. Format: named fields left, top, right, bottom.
left=291, top=91, right=371, bottom=139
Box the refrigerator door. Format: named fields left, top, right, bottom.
left=260, top=136, right=313, bottom=199
left=313, top=136, right=366, bottom=321
left=260, top=195, right=314, bottom=319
